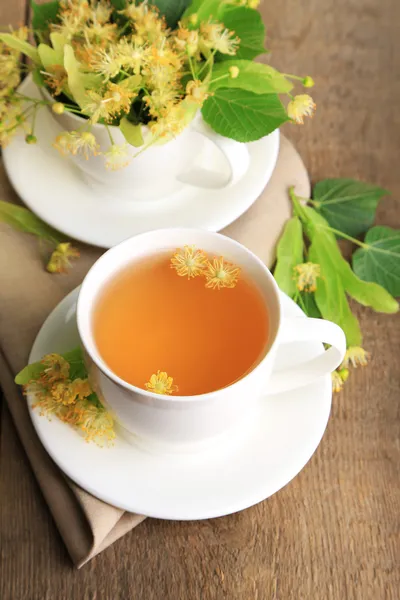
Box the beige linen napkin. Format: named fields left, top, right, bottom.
left=0, top=134, right=309, bottom=567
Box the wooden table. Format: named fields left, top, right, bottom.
left=1, top=1, right=399, bottom=598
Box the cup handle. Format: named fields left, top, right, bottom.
left=267, top=317, right=346, bottom=395
left=177, top=119, right=250, bottom=189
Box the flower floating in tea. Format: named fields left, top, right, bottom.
left=293, top=262, right=321, bottom=293
left=171, top=245, right=208, bottom=278
left=15, top=348, right=115, bottom=446
left=205, top=257, right=241, bottom=290
left=145, top=371, right=178, bottom=395
left=170, top=246, right=241, bottom=289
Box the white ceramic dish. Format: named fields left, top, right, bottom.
left=3, top=76, right=280, bottom=248
left=27, top=287, right=332, bottom=520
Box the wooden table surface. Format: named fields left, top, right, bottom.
left=1, top=1, right=399, bottom=598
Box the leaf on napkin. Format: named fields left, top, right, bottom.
left=273, top=216, right=303, bottom=298
left=0, top=200, right=62, bottom=244
left=312, top=178, right=389, bottom=238
left=352, top=226, right=400, bottom=297
left=202, top=88, right=288, bottom=142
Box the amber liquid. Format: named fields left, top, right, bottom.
left=93, top=253, right=269, bottom=396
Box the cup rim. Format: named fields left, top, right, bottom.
left=77, top=228, right=282, bottom=403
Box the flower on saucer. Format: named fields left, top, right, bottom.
left=53, top=131, right=100, bottom=160
left=171, top=245, right=208, bottom=278
left=294, top=262, right=321, bottom=292
left=287, top=94, right=316, bottom=124
left=145, top=371, right=178, bottom=395
left=40, top=353, right=70, bottom=385
left=205, top=256, right=241, bottom=290
left=340, top=346, right=369, bottom=369
left=47, top=243, right=80, bottom=274
left=104, top=143, right=131, bottom=170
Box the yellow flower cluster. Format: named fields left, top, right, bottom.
left=294, top=262, right=321, bottom=293
left=0, top=28, right=27, bottom=147
left=48, top=0, right=236, bottom=140
left=331, top=346, right=370, bottom=393
left=26, top=353, right=115, bottom=445
left=171, top=245, right=241, bottom=289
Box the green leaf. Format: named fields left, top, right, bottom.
left=110, top=0, right=127, bottom=10
left=15, top=362, right=45, bottom=385
left=63, top=45, right=88, bottom=108
left=312, top=178, right=389, bottom=238
left=353, top=226, right=400, bottom=297
left=151, top=0, right=193, bottom=28
left=15, top=347, right=86, bottom=386
left=38, top=42, right=63, bottom=68
left=182, top=0, right=222, bottom=21
left=309, top=238, right=363, bottom=347
left=292, top=201, right=398, bottom=313
left=273, top=217, right=303, bottom=298
left=202, top=88, right=288, bottom=142
left=119, top=117, right=144, bottom=147
left=218, top=7, right=266, bottom=60
left=298, top=292, right=322, bottom=319
left=63, top=347, right=87, bottom=380
left=0, top=33, right=40, bottom=64
left=31, top=0, right=60, bottom=33
left=0, top=200, right=61, bottom=244
left=210, top=60, right=293, bottom=94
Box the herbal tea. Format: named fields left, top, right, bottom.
left=93, top=248, right=269, bottom=396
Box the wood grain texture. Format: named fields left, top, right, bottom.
left=1, top=0, right=399, bottom=598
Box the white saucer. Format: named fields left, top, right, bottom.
left=27, top=287, right=332, bottom=520
left=3, top=76, right=280, bottom=249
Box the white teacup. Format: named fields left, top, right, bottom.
left=41, top=87, right=250, bottom=199
left=77, top=229, right=346, bottom=451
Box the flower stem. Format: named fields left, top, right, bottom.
left=318, top=225, right=368, bottom=248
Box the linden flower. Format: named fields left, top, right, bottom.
left=185, top=80, right=209, bottom=106
left=205, top=257, right=241, bottom=290
left=118, top=38, right=149, bottom=74
left=71, top=400, right=116, bottom=445
left=103, top=82, right=136, bottom=116
left=200, top=21, right=240, bottom=56
left=331, top=371, right=344, bottom=393
left=170, top=245, right=208, bottom=278
left=0, top=99, right=24, bottom=148
left=173, top=27, right=199, bottom=57
left=287, top=94, right=316, bottom=124
left=331, top=368, right=349, bottom=393
left=90, top=0, right=113, bottom=25
left=42, top=65, right=68, bottom=97
left=294, top=262, right=321, bottom=292
left=340, top=347, right=369, bottom=369
left=54, top=131, right=100, bottom=159
left=104, top=143, right=132, bottom=171
left=40, top=354, right=70, bottom=385
left=47, top=243, right=80, bottom=274
left=89, top=47, right=122, bottom=80
left=145, top=371, right=178, bottom=395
